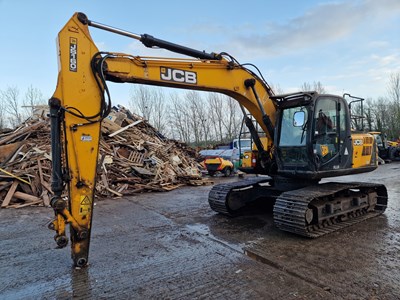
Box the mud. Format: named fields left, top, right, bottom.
left=0, top=163, right=399, bottom=299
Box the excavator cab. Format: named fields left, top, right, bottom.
left=274, top=92, right=362, bottom=181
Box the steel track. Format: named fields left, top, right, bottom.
left=273, top=182, right=388, bottom=237
left=208, top=178, right=388, bottom=237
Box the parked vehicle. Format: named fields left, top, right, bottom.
left=200, top=156, right=234, bottom=177
left=199, top=138, right=251, bottom=171
left=369, top=131, right=400, bottom=162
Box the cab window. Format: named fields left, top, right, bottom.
left=313, top=97, right=339, bottom=162
left=279, top=107, right=308, bottom=146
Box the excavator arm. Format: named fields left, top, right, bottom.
left=49, top=12, right=277, bottom=267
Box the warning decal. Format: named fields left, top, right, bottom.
left=320, top=145, right=329, bottom=157
left=79, top=195, right=92, bottom=216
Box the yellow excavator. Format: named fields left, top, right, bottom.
left=48, top=12, right=387, bottom=267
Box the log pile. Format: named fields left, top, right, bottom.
left=0, top=106, right=211, bottom=208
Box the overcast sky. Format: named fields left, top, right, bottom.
left=0, top=0, right=399, bottom=106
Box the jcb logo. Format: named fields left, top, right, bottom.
left=353, top=139, right=363, bottom=146
left=69, top=37, right=77, bottom=72
left=160, top=67, right=197, bottom=84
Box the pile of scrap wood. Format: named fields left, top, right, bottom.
left=0, top=106, right=211, bottom=209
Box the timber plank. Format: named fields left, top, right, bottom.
left=1, top=181, right=19, bottom=208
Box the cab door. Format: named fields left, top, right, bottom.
left=312, top=96, right=351, bottom=171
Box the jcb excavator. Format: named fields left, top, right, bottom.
left=49, top=12, right=388, bottom=267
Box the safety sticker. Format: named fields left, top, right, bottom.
left=320, top=145, right=329, bottom=157
left=81, top=134, right=92, bottom=142
left=79, top=195, right=92, bottom=216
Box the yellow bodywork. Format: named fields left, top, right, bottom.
left=240, top=152, right=253, bottom=168
left=201, top=157, right=234, bottom=176
left=351, top=133, right=376, bottom=169
left=240, top=137, right=269, bottom=168
left=105, top=57, right=276, bottom=134
left=388, top=141, right=399, bottom=147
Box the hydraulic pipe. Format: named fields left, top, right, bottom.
left=244, top=79, right=275, bottom=140
left=239, top=105, right=265, bottom=153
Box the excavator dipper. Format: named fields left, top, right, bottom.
left=48, top=13, right=387, bottom=267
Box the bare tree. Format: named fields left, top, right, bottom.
left=363, top=98, right=374, bottom=132
left=387, top=72, right=400, bottom=104
left=168, top=93, right=191, bottom=143
left=151, top=88, right=168, bottom=134
left=184, top=91, right=202, bottom=145
left=129, top=85, right=154, bottom=121
left=221, top=96, right=242, bottom=141
left=387, top=72, right=400, bottom=139
left=372, top=97, right=389, bottom=134
left=129, top=86, right=170, bottom=134
left=301, top=81, right=326, bottom=94
left=2, top=86, right=23, bottom=127
left=387, top=103, right=398, bottom=139
left=23, top=85, right=45, bottom=117
left=300, top=82, right=312, bottom=92
left=269, top=83, right=284, bottom=95
left=185, top=91, right=213, bottom=146
left=208, top=93, right=224, bottom=142
left=313, top=81, right=326, bottom=94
